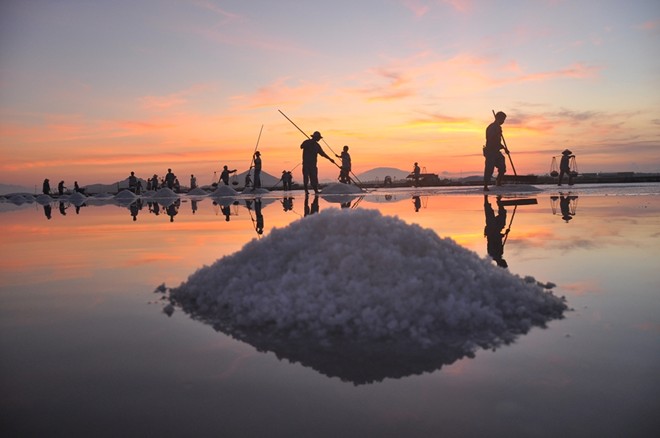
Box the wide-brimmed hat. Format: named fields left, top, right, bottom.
left=311, top=131, right=322, bottom=139
left=562, top=149, right=573, bottom=155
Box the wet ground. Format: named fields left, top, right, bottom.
left=1, top=183, right=659, bottom=437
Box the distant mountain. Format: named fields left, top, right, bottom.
left=356, top=167, right=411, bottom=182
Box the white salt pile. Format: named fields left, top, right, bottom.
left=211, top=185, right=239, bottom=197
left=68, top=192, right=87, bottom=205
left=153, top=187, right=179, bottom=198
left=168, top=208, right=567, bottom=349
left=35, top=194, right=53, bottom=205
left=321, top=182, right=363, bottom=194
left=114, top=189, right=137, bottom=200
left=187, top=187, right=208, bottom=196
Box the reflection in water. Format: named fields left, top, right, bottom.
left=412, top=195, right=421, bottom=212
left=550, top=194, right=579, bottom=222
left=164, top=208, right=567, bottom=385
left=304, top=194, right=319, bottom=216
left=484, top=195, right=508, bottom=268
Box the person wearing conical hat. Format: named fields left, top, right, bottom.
left=558, top=149, right=575, bottom=186
left=300, top=131, right=334, bottom=194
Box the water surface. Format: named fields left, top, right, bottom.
left=1, top=184, right=659, bottom=437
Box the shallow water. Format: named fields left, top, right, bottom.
left=1, top=183, right=659, bottom=437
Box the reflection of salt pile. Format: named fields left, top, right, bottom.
left=187, top=187, right=208, bottom=196
left=169, top=209, right=566, bottom=353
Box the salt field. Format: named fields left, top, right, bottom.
left=1, top=183, right=659, bottom=437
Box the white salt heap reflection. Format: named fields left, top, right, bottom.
left=168, top=208, right=567, bottom=350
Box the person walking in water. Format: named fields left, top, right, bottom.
left=558, top=149, right=575, bottom=186
left=412, top=162, right=421, bottom=187
left=335, top=145, right=352, bottom=184
left=219, top=165, right=237, bottom=186
left=253, top=151, right=262, bottom=189
left=300, top=131, right=334, bottom=194
left=483, top=111, right=507, bottom=191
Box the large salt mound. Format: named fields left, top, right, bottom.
left=321, top=182, right=364, bottom=194
left=211, top=185, right=239, bottom=197
left=68, top=192, right=87, bottom=205
left=114, top=189, right=137, bottom=200
left=169, top=209, right=566, bottom=350
left=187, top=187, right=208, bottom=196
left=153, top=187, right=179, bottom=198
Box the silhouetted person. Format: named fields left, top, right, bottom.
left=304, top=194, right=319, bottom=216
left=219, top=165, right=237, bottom=186
left=335, top=145, right=352, bottom=183
left=254, top=198, right=264, bottom=234
left=43, top=204, right=52, bottom=219
left=412, top=162, right=420, bottom=187
left=413, top=195, right=421, bottom=212
left=173, top=178, right=180, bottom=193
left=151, top=174, right=159, bottom=191
left=253, top=151, right=262, bottom=189
left=42, top=179, right=50, bottom=195
left=281, top=197, right=293, bottom=212
left=166, top=199, right=180, bottom=222
left=244, top=172, right=252, bottom=188
left=165, top=169, right=176, bottom=190
left=301, top=131, right=335, bottom=194
left=130, top=199, right=142, bottom=221
left=560, top=194, right=575, bottom=222
left=484, top=195, right=508, bottom=268
left=57, top=180, right=66, bottom=196
left=221, top=204, right=231, bottom=221
left=558, top=149, right=575, bottom=186
left=128, top=171, right=138, bottom=193
left=74, top=181, right=82, bottom=193
left=484, top=111, right=507, bottom=191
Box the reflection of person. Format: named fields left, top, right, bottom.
left=219, top=203, right=231, bottom=221
left=558, top=149, right=575, bottom=186
left=59, top=201, right=68, bottom=215
left=484, top=195, right=508, bottom=268
left=483, top=111, right=507, bottom=191
left=255, top=198, right=264, bottom=234
left=166, top=199, right=180, bottom=222
left=219, top=165, right=237, bottom=186
left=304, top=194, right=319, bottom=216
left=413, top=195, right=421, bottom=212
left=191, top=199, right=198, bottom=214
left=412, top=163, right=420, bottom=187
left=560, top=194, right=576, bottom=222
left=43, top=203, right=52, bottom=220
left=301, top=131, right=335, bottom=194
left=335, top=145, right=352, bottom=184
left=253, top=151, right=262, bottom=189
left=281, top=197, right=293, bottom=212
left=130, top=199, right=142, bottom=221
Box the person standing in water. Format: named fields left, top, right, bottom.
left=483, top=111, right=507, bottom=191
left=300, top=131, right=334, bottom=194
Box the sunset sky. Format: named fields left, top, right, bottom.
left=1, top=0, right=659, bottom=188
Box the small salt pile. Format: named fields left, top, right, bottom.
left=168, top=208, right=567, bottom=348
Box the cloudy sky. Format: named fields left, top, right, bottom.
left=1, top=0, right=659, bottom=187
